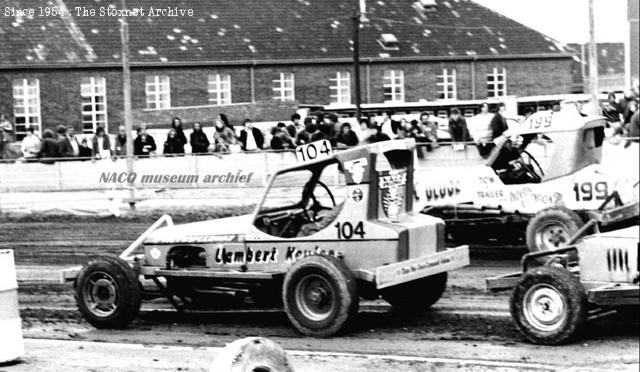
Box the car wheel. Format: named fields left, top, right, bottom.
left=526, top=207, right=584, bottom=253
left=381, top=272, right=447, bottom=312
left=510, top=266, right=587, bottom=345
left=76, top=255, right=141, bottom=329
left=283, top=255, right=358, bottom=337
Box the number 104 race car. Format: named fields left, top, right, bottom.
left=61, top=139, right=469, bottom=337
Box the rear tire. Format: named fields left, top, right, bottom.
left=76, top=255, right=141, bottom=329
left=381, top=272, right=447, bottom=312
left=526, top=207, right=584, bottom=253
left=283, top=255, right=358, bottom=337
left=510, top=266, right=586, bottom=345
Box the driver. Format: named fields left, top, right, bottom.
left=297, top=201, right=345, bottom=237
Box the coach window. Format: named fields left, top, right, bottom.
left=81, top=77, right=108, bottom=134
left=12, top=78, right=41, bottom=140
left=145, top=75, right=171, bottom=109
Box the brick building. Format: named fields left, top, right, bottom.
left=0, top=0, right=576, bottom=138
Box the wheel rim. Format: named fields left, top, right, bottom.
left=82, top=271, right=119, bottom=317
left=295, top=274, right=335, bottom=322
left=523, top=283, right=567, bottom=332
left=535, top=221, right=571, bottom=251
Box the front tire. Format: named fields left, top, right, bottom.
left=381, top=272, right=447, bottom=312
left=526, top=207, right=584, bottom=253
left=283, top=255, right=358, bottom=337
left=76, top=255, right=141, bottom=329
left=510, top=266, right=586, bottom=345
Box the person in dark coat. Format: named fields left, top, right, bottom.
left=170, top=117, right=187, bottom=151
left=56, top=125, right=74, bottom=158
left=218, top=113, right=234, bottom=132
left=38, top=129, right=61, bottom=163
left=365, top=124, right=391, bottom=144
left=335, top=123, right=359, bottom=148
left=489, top=102, right=509, bottom=140
left=448, top=108, right=471, bottom=142
left=91, top=126, right=112, bottom=159
left=295, top=117, right=324, bottom=145
left=133, top=124, right=157, bottom=156
left=163, top=128, right=184, bottom=155
left=114, top=125, right=128, bottom=157
left=238, top=119, right=264, bottom=151
left=270, top=123, right=295, bottom=150
left=190, top=122, right=210, bottom=154
left=286, top=113, right=303, bottom=138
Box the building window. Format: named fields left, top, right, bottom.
left=207, top=74, right=232, bottom=105
left=145, top=75, right=170, bottom=109
left=437, top=69, right=457, bottom=100
left=487, top=67, right=507, bottom=98
left=81, top=77, right=108, bottom=134
left=329, top=72, right=351, bottom=104
left=273, top=72, right=295, bottom=102
left=12, top=78, right=41, bottom=139
left=383, top=70, right=404, bottom=103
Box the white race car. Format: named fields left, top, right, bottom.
left=415, top=109, right=639, bottom=252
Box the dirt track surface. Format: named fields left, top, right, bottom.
left=5, top=217, right=640, bottom=371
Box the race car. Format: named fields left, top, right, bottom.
left=415, top=107, right=639, bottom=252
left=487, top=221, right=639, bottom=345
left=61, top=139, right=469, bottom=337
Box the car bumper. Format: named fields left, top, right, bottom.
left=373, top=245, right=469, bottom=289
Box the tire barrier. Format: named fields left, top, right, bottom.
left=0, top=250, right=24, bottom=363
left=209, top=337, right=294, bottom=372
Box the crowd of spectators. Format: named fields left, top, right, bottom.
left=1, top=88, right=638, bottom=163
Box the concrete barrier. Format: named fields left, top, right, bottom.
left=0, top=250, right=24, bottom=363
left=209, top=337, right=294, bottom=372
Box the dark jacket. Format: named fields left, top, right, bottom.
left=114, top=135, right=127, bottom=156
left=91, top=135, right=112, bottom=157
left=133, top=134, right=156, bottom=156
left=366, top=132, right=391, bottom=144
left=270, top=132, right=294, bottom=150
left=336, top=130, right=359, bottom=147
left=190, top=130, right=210, bottom=154
left=163, top=137, right=184, bottom=155
left=489, top=113, right=509, bottom=139
left=448, top=117, right=471, bottom=142
left=39, top=133, right=61, bottom=163
left=295, top=130, right=325, bottom=146
left=239, top=127, right=264, bottom=150
left=58, top=136, right=74, bottom=157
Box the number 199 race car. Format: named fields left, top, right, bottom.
left=61, top=139, right=469, bottom=337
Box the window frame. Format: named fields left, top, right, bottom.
left=486, top=67, right=507, bottom=98
left=145, top=75, right=171, bottom=109
left=437, top=68, right=457, bottom=100
left=12, top=78, right=41, bottom=139
left=273, top=72, right=295, bottom=102
left=329, top=71, right=351, bottom=104
left=208, top=73, right=232, bottom=106
left=383, top=70, right=405, bottom=103
left=80, top=76, right=108, bottom=134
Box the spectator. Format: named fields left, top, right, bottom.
left=114, top=125, right=128, bottom=157
left=38, top=129, right=61, bottom=163
left=473, top=102, right=495, bottom=158
left=489, top=102, right=509, bottom=139
left=358, top=117, right=372, bottom=144
left=287, top=113, right=303, bottom=138
left=626, top=110, right=639, bottom=148
left=170, top=117, right=187, bottom=151
left=239, top=119, right=264, bottom=151
left=78, top=138, right=93, bottom=158
left=163, top=128, right=184, bottom=155
left=21, top=125, right=41, bottom=161
left=319, top=114, right=337, bottom=144
left=448, top=108, right=471, bottom=142
left=133, top=124, right=156, bottom=156
left=418, top=112, right=438, bottom=143
left=0, top=114, right=13, bottom=159
left=623, top=99, right=637, bottom=127
left=296, top=117, right=324, bottom=145
left=602, top=93, right=623, bottom=125
left=335, top=123, right=359, bottom=148
left=379, top=111, right=396, bottom=139
left=190, top=122, right=210, bottom=154
left=92, top=126, right=112, bottom=159
left=523, top=107, right=535, bottom=121
left=396, top=119, right=414, bottom=139
left=213, top=117, right=236, bottom=153
left=57, top=125, right=74, bottom=158
left=218, top=113, right=234, bottom=132
left=67, top=126, right=80, bottom=157
left=366, top=124, right=391, bottom=144
left=270, top=123, right=295, bottom=150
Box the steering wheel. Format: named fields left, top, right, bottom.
left=309, top=180, right=336, bottom=213
left=520, top=150, right=544, bottom=181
